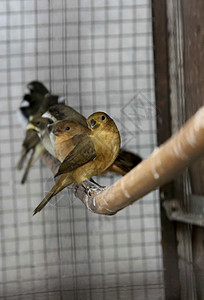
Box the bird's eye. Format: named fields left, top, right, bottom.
left=36, top=121, right=40, bottom=126
left=101, top=115, right=105, bottom=121
left=66, top=126, right=70, bottom=131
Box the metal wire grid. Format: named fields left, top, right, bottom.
left=0, top=0, right=164, bottom=299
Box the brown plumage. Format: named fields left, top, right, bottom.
left=49, top=120, right=89, bottom=162
left=33, top=112, right=121, bottom=215
left=42, top=103, right=142, bottom=176
left=105, top=149, right=142, bottom=175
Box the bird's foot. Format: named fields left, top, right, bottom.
left=86, top=185, right=106, bottom=196
left=83, top=179, right=106, bottom=196
left=90, top=178, right=106, bottom=189
left=86, top=186, right=100, bottom=196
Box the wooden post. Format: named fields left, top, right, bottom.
left=181, top=0, right=204, bottom=298
left=152, top=1, right=180, bottom=298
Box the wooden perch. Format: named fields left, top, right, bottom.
left=41, top=106, right=204, bottom=215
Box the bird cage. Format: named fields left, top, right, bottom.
left=0, top=0, right=204, bottom=299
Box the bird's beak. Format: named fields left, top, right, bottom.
left=26, top=123, right=35, bottom=130
left=52, top=128, right=61, bottom=136
left=89, top=119, right=100, bottom=129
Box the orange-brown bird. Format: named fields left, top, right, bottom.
left=33, top=112, right=121, bottom=215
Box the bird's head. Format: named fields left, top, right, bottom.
left=50, top=120, right=80, bottom=137
left=51, top=120, right=72, bottom=136
left=87, top=112, right=113, bottom=130
left=27, top=117, right=53, bottom=134
left=27, top=81, right=49, bottom=96
left=50, top=120, right=88, bottom=145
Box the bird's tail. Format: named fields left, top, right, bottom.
left=17, top=148, right=28, bottom=170
left=105, top=149, right=142, bottom=175
left=33, top=174, right=71, bottom=215
left=20, top=150, right=34, bottom=184
left=21, top=144, right=45, bottom=184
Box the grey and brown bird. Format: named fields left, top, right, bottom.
left=17, top=82, right=65, bottom=183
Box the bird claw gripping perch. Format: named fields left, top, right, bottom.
left=82, top=179, right=106, bottom=196
left=86, top=185, right=106, bottom=197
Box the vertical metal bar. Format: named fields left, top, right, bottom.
left=151, top=1, right=180, bottom=299
left=65, top=1, right=78, bottom=298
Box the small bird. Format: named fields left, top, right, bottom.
left=33, top=112, right=121, bottom=214
left=17, top=83, right=65, bottom=183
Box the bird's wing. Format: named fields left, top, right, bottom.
left=55, top=135, right=96, bottom=176
left=22, top=130, right=40, bottom=150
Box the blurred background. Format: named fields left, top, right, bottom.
left=0, top=0, right=164, bottom=299
left=1, top=0, right=203, bottom=299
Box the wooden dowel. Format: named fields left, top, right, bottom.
left=41, top=105, right=204, bottom=215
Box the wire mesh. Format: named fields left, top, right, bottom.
left=0, top=0, right=164, bottom=299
